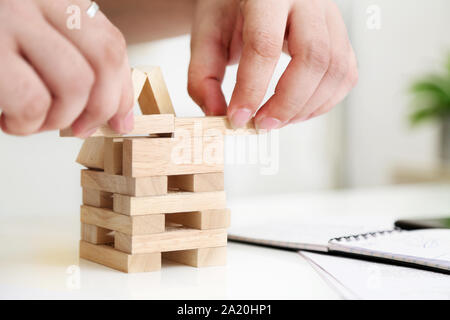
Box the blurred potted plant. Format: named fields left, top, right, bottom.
left=409, top=53, right=450, bottom=165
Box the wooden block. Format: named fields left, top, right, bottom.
left=79, top=241, right=161, bottom=273
left=123, top=136, right=224, bottom=177
left=81, top=223, right=113, bottom=244
left=104, top=138, right=123, bottom=175
left=82, top=188, right=113, bottom=209
left=131, top=68, right=148, bottom=104
left=174, top=116, right=256, bottom=137
left=136, top=66, right=175, bottom=115
left=113, top=191, right=226, bottom=216
left=80, top=205, right=165, bottom=235
left=76, top=137, right=104, bottom=170
left=81, top=170, right=167, bottom=197
left=163, top=247, right=227, bottom=267
left=166, top=209, right=230, bottom=230
left=114, top=226, right=227, bottom=254
left=168, top=172, right=224, bottom=192
left=60, top=114, right=175, bottom=137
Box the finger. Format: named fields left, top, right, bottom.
left=254, top=0, right=330, bottom=130
left=37, top=0, right=129, bottom=137
left=15, top=13, right=94, bottom=132
left=188, top=0, right=236, bottom=116
left=307, top=47, right=358, bottom=119
left=0, top=52, right=51, bottom=135
left=227, top=0, right=289, bottom=128
left=107, top=63, right=134, bottom=132
left=288, top=1, right=350, bottom=124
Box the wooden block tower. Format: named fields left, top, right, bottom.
left=61, top=67, right=256, bottom=273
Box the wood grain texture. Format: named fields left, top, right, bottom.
left=114, top=226, right=227, bottom=254
left=174, top=116, right=256, bottom=137
left=60, top=114, right=175, bottom=137
left=81, top=169, right=167, bottom=197
left=163, top=246, right=227, bottom=267
left=113, top=191, right=226, bottom=216
left=80, top=205, right=165, bottom=235
left=79, top=241, right=161, bottom=273
left=166, top=209, right=230, bottom=230
left=168, top=172, right=224, bottom=192
left=82, top=188, right=113, bottom=209
left=136, top=66, right=175, bottom=115
left=122, top=136, right=224, bottom=177
left=81, top=223, right=113, bottom=244
left=131, top=68, right=148, bottom=103
left=76, top=137, right=104, bottom=169
left=104, top=138, right=123, bottom=175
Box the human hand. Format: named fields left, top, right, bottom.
left=188, top=0, right=358, bottom=130
left=0, top=0, right=133, bottom=137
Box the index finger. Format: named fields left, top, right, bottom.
left=227, top=0, right=289, bottom=128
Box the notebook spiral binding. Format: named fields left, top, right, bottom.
left=330, top=228, right=404, bottom=243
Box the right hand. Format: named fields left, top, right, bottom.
left=0, top=0, right=134, bottom=137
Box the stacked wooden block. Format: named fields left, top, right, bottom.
left=61, top=67, right=255, bottom=273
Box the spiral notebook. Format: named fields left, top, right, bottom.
left=229, top=223, right=450, bottom=273
left=327, top=229, right=450, bottom=273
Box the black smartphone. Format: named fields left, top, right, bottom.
left=395, top=217, right=450, bottom=230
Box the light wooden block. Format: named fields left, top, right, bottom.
left=60, top=114, right=175, bottom=137
left=163, top=246, right=227, bottom=267
left=113, top=191, right=226, bottom=216
left=114, top=226, right=227, bottom=254
left=76, top=137, right=104, bottom=170
left=131, top=68, right=148, bottom=104
left=81, top=223, right=113, bottom=244
left=81, top=169, right=167, bottom=197
left=80, top=205, right=165, bottom=235
left=174, top=116, right=256, bottom=137
left=166, top=209, right=230, bottom=230
left=82, top=188, right=113, bottom=209
left=104, top=138, right=123, bottom=175
left=168, top=172, right=224, bottom=192
left=136, top=66, right=175, bottom=115
left=79, top=241, right=161, bottom=273
left=122, top=136, right=224, bottom=177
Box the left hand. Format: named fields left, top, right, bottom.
left=188, top=0, right=358, bottom=130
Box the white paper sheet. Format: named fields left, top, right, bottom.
left=300, top=251, right=450, bottom=300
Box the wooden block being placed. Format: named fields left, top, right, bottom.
left=81, top=170, right=167, bottom=197
left=136, top=66, right=175, bottom=115
left=123, top=136, right=224, bottom=177
left=174, top=116, right=256, bottom=137
left=76, top=137, right=104, bottom=170
left=168, top=172, right=224, bottom=192
left=131, top=68, right=148, bottom=103
left=104, top=138, right=123, bottom=175
left=113, top=191, right=226, bottom=216
left=81, top=223, right=113, bottom=245
left=163, top=246, right=227, bottom=267
left=80, top=205, right=165, bottom=235
left=166, top=209, right=230, bottom=230
left=60, top=114, right=175, bottom=138
left=83, top=188, right=113, bottom=209
left=79, top=241, right=161, bottom=273
left=114, top=226, right=227, bottom=254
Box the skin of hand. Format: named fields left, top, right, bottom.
left=0, top=0, right=134, bottom=137
left=188, top=0, right=359, bottom=130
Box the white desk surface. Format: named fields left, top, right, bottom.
left=0, top=183, right=449, bottom=299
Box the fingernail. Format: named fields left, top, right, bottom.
left=289, top=116, right=308, bottom=125
left=230, top=108, right=252, bottom=129
left=256, top=117, right=282, bottom=131
left=78, top=127, right=98, bottom=139
left=123, top=111, right=134, bottom=133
